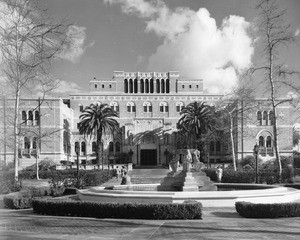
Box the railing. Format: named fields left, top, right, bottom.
left=259, top=147, right=274, bottom=157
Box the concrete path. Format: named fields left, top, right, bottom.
left=0, top=207, right=300, bottom=239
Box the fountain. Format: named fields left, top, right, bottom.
left=78, top=149, right=300, bottom=207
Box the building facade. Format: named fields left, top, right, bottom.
left=1, top=71, right=299, bottom=168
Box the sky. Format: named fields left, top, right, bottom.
left=9, top=0, right=300, bottom=96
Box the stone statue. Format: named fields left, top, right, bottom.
left=183, top=149, right=193, bottom=172
left=169, top=150, right=179, bottom=172
left=193, top=149, right=202, bottom=172
left=121, top=171, right=131, bottom=185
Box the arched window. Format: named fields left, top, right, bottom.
left=124, top=79, right=128, bottom=93
left=145, top=79, right=149, bottom=93
left=176, top=102, right=184, bottom=112
left=109, top=142, right=114, bottom=153
left=24, top=137, right=30, bottom=150
left=164, top=134, right=169, bottom=144
left=129, top=79, right=133, bottom=93
left=266, top=136, right=272, bottom=147
left=32, top=137, right=37, bottom=149
left=22, top=111, right=27, bottom=122
left=161, top=79, right=165, bottom=93
left=75, top=142, right=80, bottom=153
left=143, top=102, right=152, bottom=112
left=156, top=79, right=160, bottom=93
left=150, top=79, right=154, bottom=93
left=110, top=102, right=119, bottom=112
left=166, top=79, right=170, bottom=93
left=81, top=142, right=86, bottom=155
left=126, top=102, right=136, bottom=112
left=92, top=142, right=97, bottom=152
left=269, top=111, right=274, bottom=125
left=159, top=102, right=168, bottom=113
left=257, top=111, right=262, bottom=125
left=263, top=111, right=268, bottom=125
left=134, top=79, right=138, bottom=93
left=34, top=111, right=39, bottom=125
left=115, top=142, right=121, bottom=153
left=259, top=136, right=264, bottom=147
left=140, top=79, right=144, bottom=93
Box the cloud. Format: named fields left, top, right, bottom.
left=295, top=29, right=300, bottom=37
left=59, top=25, right=94, bottom=63
left=105, top=0, right=255, bottom=93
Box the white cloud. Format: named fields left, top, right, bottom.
left=286, top=91, right=299, bottom=99
left=105, top=0, right=255, bottom=93
left=52, top=79, right=82, bottom=94
left=295, top=29, right=300, bottom=37
left=59, top=25, right=94, bottom=63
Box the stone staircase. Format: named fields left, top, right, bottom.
left=128, top=167, right=217, bottom=191
left=128, top=168, right=170, bottom=185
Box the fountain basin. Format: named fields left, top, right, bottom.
left=78, top=183, right=300, bottom=207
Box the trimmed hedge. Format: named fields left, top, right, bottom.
left=0, top=171, right=21, bottom=194
left=32, top=198, right=202, bottom=220
left=3, top=187, right=53, bottom=209
left=235, top=201, right=300, bottom=218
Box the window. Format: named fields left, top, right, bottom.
left=126, top=102, right=135, bottom=112
left=269, top=111, right=274, bottom=125
left=28, top=111, right=33, bottom=121
left=263, top=111, right=268, bottom=125
left=34, top=111, right=39, bottom=125
left=109, top=142, right=114, bottom=153
left=79, top=104, right=83, bottom=112
left=22, top=111, right=26, bottom=122
left=210, top=141, right=215, bottom=153
left=164, top=134, right=169, bottom=144
left=216, top=141, right=221, bottom=152
left=95, top=84, right=97, bottom=89
left=92, top=142, right=97, bottom=152
left=115, top=142, right=121, bottom=152
left=32, top=137, right=37, bottom=149
left=159, top=102, right=168, bottom=113
left=176, top=102, right=184, bottom=112
left=102, top=84, right=104, bottom=88
left=182, top=85, right=184, bottom=89
left=143, top=102, right=152, bottom=112
left=109, top=84, right=112, bottom=88
left=259, top=136, right=264, bottom=147
left=257, top=111, right=262, bottom=125
left=24, top=137, right=30, bottom=150
left=189, top=85, right=192, bottom=88
left=81, top=142, right=86, bottom=155
left=266, top=136, right=272, bottom=147
left=196, top=85, right=199, bottom=88
left=110, top=102, right=119, bottom=112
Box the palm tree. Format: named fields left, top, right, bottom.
left=177, top=101, right=216, bottom=157
left=78, top=103, right=119, bottom=168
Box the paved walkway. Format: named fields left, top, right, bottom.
left=0, top=206, right=300, bottom=239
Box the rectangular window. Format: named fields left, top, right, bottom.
left=189, top=85, right=192, bottom=88
left=109, top=84, right=112, bottom=88
left=149, top=106, right=152, bottom=112
left=165, top=106, right=169, bottom=112
left=127, top=106, right=131, bottom=112
left=144, top=106, right=147, bottom=112
left=116, top=106, right=119, bottom=112
left=95, top=84, right=97, bottom=89
left=182, top=85, right=184, bottom=88
left=79, top=105, right=83, bottom=112
left=176, top=106, right=180, bottom=112
left=196, top=85, right=199, bottom=88
left=132, top=106, right=136, bottom=112
left=160, top=106, right=163, bottom=112
left=102, top=84, right=104, bottom=88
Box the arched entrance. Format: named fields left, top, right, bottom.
left=139, top=135, right=157, bottom=165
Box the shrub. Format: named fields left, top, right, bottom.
left=222, top=170, right=255, bottom=183
left=294, top=152, right=300, bottom=168
left=235, top=201, right=300, bottom=218
left=0, top=171, right=21, bottom=194
left=3, top=186, right=52, bottom=209
left=202, top=169, right=217, bottom=181
left=32, top=198, right=202, bottom=220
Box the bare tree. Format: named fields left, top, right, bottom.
left=215, top=84, right=256, bottom=171
left=251, top=0, right=300, bottom=180
left=0, top=0, right=70, bottom=181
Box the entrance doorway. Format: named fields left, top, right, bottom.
left=140, top=149, right=157, bottom=165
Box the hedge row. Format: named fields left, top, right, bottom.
left=235, top=201, right=300, bottom=218
left=3, top=187, right=58, bottom=209
left=202, top=168, right=295, bottom=184
left=32, top=198, right=202, bottom=220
